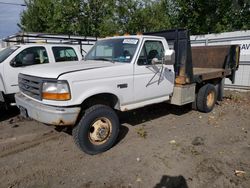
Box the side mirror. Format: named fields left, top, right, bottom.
left=10, top=59, right=16, bottom=67
left=164, top=50, right=175, bottom=65
left=10, top=58, right=20, bottom=67
left=151, top=58, right=161, bottom=65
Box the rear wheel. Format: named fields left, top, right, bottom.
left=73, top=104, right=120, bottom=155
left=197, top=84, right=217, bottom=113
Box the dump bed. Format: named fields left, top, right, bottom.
left=144, top=29, right=240, bottom=85
left=192, top=45, right=240, bottom=83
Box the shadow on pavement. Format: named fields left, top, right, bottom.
left=0, top=106, right=19, bottom=122
left=154, top=175, right=188, bottom=188
left=115, top=125, right=129, bottom=145
left=119, top=102, right=191, bottom=126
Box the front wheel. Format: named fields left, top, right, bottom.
left=73, top=104, right=120, bottom=155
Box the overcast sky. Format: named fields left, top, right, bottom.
left=0, top=0, right=26, bottom=39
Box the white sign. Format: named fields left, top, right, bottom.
left=231, top=40, right=250, bottom=55
left=231, top=40, right=250, bottom=63
left=123, top=39, right=138, bottom=45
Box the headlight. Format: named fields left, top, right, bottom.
left=42, top=81, right=71, bottom=101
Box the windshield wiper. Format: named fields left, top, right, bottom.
left=94, top=58, right=115, bottom=63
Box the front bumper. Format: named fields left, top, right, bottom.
left=15, top=93, right=81, bottom=126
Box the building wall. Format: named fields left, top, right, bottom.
left=191, top=30, right=250, bottom=90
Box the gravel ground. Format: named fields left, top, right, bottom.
left=0, top=90, right=249, bottom=188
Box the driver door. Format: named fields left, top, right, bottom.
left=133, top=39, right=174, bottom=102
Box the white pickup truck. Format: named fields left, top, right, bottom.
left=0, top=43, right=82, bottom=108
left=15, top=29, right=240, bottom=155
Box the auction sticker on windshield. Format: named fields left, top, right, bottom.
left=123, top=39, right=138, bottom=45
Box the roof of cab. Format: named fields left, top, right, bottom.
left=101, top=35, right=165, bottom=40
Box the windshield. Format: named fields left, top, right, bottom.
left=0, top=46, right=19, bottom=63
left=85, top=38, right=139, bottom=63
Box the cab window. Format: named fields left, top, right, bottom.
left=85, top=38, right=139, bottom=63
left=52, top=47, right=78, bottom=62
left=138, top=40, right=164, bottom=65
left=0, top=46, right=19, bottom=63
left=11, top=47, right=48, bottom=67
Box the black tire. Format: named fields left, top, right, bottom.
left=197, top=84, right=217, bottom=113
left=73, top=104, right=120, bottom=155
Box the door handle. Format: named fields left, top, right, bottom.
left=117, top=84, right=128, bottom=89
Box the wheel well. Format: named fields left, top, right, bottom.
left=81, top=93, right=120, bottom=110
left=195, top=78, right=222, bottom=93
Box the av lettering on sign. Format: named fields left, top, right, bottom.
left=241, top=43, right=250, bottom=51
left=232, top=40, right=250, bottom=55
left=231, top=40, right=250, bottom=64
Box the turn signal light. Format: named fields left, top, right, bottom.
left=42, top=92, right=71, bottom=101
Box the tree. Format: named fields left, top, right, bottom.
left=113, top=0, right=171, bottom=34
left=20, top=0, right=115, bottom=36
left=78, top=0, right=115, bottom=37
left=20, top=0, right=250, bottom=36
left=20, top=0, right=172, bottom=36
left=20, top=0, right=82, bottom=34
left=168, top=0, right=250, bottom=34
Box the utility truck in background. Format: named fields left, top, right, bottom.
left=15, top=29, right=240, bottom=155
left=0, top=33, right=96, bottom=109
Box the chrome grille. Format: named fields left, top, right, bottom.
left=18, top=74, right=43, bottom=100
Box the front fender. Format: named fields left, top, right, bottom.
left=76, top=86, right=123, bottom=110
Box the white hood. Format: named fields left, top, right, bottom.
left=19, top=60, right=119, bottom=79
